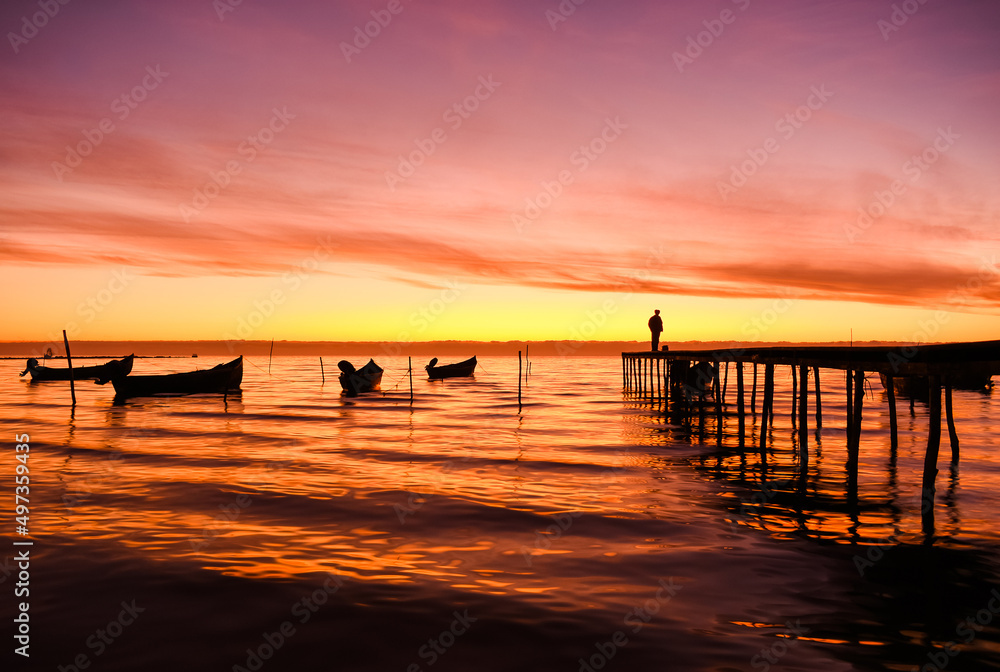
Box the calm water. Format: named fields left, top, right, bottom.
left=3, top=355, right=1000, bottom=671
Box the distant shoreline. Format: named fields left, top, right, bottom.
left=0, top=339, right=929, bottom=359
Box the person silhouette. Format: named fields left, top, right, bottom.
left=648, top=310, right=663, bottom=351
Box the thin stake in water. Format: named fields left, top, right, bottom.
left=63, top=329, right=76, bottom=405
left=518, top=350, right=522, bottom=410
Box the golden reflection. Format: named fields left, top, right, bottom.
left=797, top=637, right=852, bottom=644
left=12, top=356, right=1000, bottom=670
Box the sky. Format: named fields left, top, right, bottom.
left=1, top=0, right=999, bottom=344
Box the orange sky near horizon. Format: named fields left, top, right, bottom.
left=2, top=0, right=999, bottom=344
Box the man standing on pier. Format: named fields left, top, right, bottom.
left=648, top=310, right=663, bottom=351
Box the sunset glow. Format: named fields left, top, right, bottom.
left=2, top=0, right=999, bottom=343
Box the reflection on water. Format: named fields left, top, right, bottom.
left=2, top=356, right=999, bottom=671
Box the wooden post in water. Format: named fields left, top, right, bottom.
left=649, top=358, right=654, bottom=400
left=662, top=359, right=669, bottom=410
left=721, top=361, right=729, bottom=403
left=408, top=356, right=413, bottom=404
left=768, top=367, right=774, bottom=422
left=845, top=370, right=854, bottom=444
left=713, top=361, right=723, bottom=432
left=698, top=380, right=707, bottom=434
left=655, top=358, right=660, bottom=401
left=648, top=357, right=654, bottom=400
left=711, top=361, right=720, bottom=403
left=320, top=357, right=325, bottom=383
left=845, top=370, right=863, bottom=486
left=650, top=358, right=655, bottom=401
left=759, top=364, right=774, bottom=456
left=751, top=363, right=757, bottom=415
left=886, top=374, right=898, bottom=451
left=646, top=357, right=656, bottom=401
left=62, top=329, right=76, bottom=405
left=268, top=338, right=274, bottom=374
left=922, top=375, right=942, bottom=535
left=798, top=364, right=809, bottom=462
left=851, top=369, right=865, bottom=453
left=736, top=362, right=745, bottom=447
left=813, top=366, right=822, bottom=429
left=518, top=350, right=522, bottom=408
left=639, top=357, right=645, bottom=398
left=945, top=382, right=959, bottom=463
left=659, top=358, right=664, bottom=402
left=622, top=354, right=627, bottom=390
left=791, top=365, right=798, bottom=426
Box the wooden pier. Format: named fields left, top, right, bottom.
left=622, top=341, right=1000, bottom=534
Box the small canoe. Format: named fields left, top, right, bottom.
left=20, top=354, right=134, bottom=382
left=104, top=356, right=243, bottom=399
left=338, top=359, right=383, bottom=395
left=426, top=356, right=477, bottom=380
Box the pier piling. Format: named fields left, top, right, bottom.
left=791, top=365, right=798, bottom=427
left=922, top=376, right=943, bottom=534
left=736, top=363, right=745, bottom=447
left=945, top=383, right=959, bottom=462
left=886, top=375, right=898, bottom=451
left=760, top=364, right=775, bottom=456
left=798, top=364, right=808, bottom=461
left=713, top=362, right=722, bottom=430
left=813, top=366, right=822, bottom=429
left=845, top=370, right=853, bottom=442
left=851, top=369, right=865, bottom=454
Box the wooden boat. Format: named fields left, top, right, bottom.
left=103, top=356, right=243, bottom=399
left=338, top=359, right=383, bottom=395
left=879, top=371, right=993, bottom=397
left=20, top=354, right=134, bottom=382
left=425, top=356, right=477, bottom=380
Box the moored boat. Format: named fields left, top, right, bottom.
left=425, top=356, right=477, bottom=380
left=338, top=359, right=383, bottom=395
left=20, top=354, right=135, bottom=382
left=879, top=371, right=993, bottom=396
left=103, top=356, right=243, bottom=400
